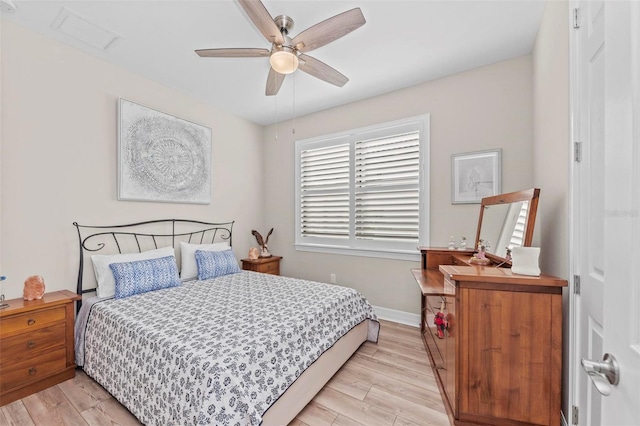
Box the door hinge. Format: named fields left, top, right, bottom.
left=574, top=275, right=581, bottom=294
left=572, top=405, right=579, bottom=424
left=574, top=141, right=582, bottom=162
left=573, top=8, right=580, bottom=29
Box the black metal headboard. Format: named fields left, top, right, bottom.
left=73, top=219, right=234, bottom=310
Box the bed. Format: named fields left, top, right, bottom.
left=73, top=219, right=379, bottom=425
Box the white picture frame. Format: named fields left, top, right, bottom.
left=118, top=99, right=212, bottom=204
left=451, top=149, right=501, bottom=204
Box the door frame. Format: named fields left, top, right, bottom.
left=567, top=0, right=580, bottom=424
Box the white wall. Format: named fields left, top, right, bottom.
left=263, top=56, right=534, bottom=315
left=531, top=0, right=570, bottom=418
left=533, top=1, right=570, bottom=280
left=0, top=21, right=264, bottom=300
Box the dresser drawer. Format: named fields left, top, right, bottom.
left=0, top=307, right=66, bottom=338
left=0, top=323, right=66, bottom=367
left=0, top=348, right=67, bottom=392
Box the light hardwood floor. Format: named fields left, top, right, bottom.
left=0, top=320, right=448, bottom=426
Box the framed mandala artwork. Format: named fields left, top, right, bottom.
left=118, top=99, right=212, bottom=204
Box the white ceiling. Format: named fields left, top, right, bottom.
left=2, top=0, right=546, bottom=126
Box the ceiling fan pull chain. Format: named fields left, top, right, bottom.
left=275, top=92, right=278, bottom=141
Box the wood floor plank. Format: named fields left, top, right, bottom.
left=372, top=348, right=433, bottom=375
left=0, top=400, right=35, bottom=426
left=21, top=386, right=88, bottom=426
left=348, top=354, right=439, bottom=392
left=364, top=387, right=449, bottom=426
left=332, top=413, right=368, bottom=426
left=327, top=369, right=372, bottom=401
left=393, top=416, right=423, bottom=426
left=288, top=419, right=310, bottom=426
left=79, top=397, right=142, bottom=426
left=356, top=341, right=378, bottom=357
left=57, top=370, right=111, bottom=413
left=295, top=401, right=339, bottom=426
left=339, top=361, right=443, bottom=409
left=377, top=332, right=431, bottom=360
left=313, top=387, right=396, bottom=426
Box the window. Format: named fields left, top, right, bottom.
left=295, top=115, right=429, bottom=260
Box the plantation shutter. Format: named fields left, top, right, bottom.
left=354, top=131, right=420, bottom=242
left=300, top=143, right=350, bottom=239
left=509, top=201, right=529, bottom=247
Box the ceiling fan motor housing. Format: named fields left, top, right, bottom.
left=273, top=15, right=294, bottom=36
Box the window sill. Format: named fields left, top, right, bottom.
left=294, top=243, right=420, bottom=262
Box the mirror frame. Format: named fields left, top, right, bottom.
left=474, top=188, right=540, bottom=265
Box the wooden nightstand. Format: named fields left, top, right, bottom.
left=241, top=256, right=282, bottom=275
left=0, top=290, right=81, bottom=406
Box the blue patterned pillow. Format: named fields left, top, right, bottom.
left=195, top=249, right=241, bottom=280
left=109, top=255, right=181, bottom=299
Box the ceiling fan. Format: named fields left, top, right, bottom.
left=195, top=0, right=366, bottom=96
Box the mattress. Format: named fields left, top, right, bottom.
left=75, top=271, right=379, bottom=425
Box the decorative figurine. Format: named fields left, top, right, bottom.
left=458, top=236, right=467, bottom=250
left=248, top=247, right=259, bottom=261
left=448, top=236, right=456, bottom=250
left=434, top=308, right=448, bottom=339
left=469, top=244, right=492, bottom=265
left=477, top=239, right=484, bottom=251
left=23, top=275, right=45, bottom=301
left=505, top=247, right=512, bottom=262
left=251, top=228, right=274, bottom=258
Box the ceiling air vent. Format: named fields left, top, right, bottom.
left=52, top=8, right=120, bottom=51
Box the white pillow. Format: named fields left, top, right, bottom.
left=180, top=241, right=230, bottom=281
left=91, top=246, right=175, bottom=298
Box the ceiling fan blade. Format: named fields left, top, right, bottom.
left=266, top=67, right=286, bottom=96
left=237, top=0, right=284, bottom=46
left=292, top=8, right=365, bottom=53
left=298, top=54, right=348, bottom=87
left=195, top=48, right=270, bottom=58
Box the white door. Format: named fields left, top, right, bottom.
left=573, top=0, right=640, bottom=424
left=600, top=0, right=640, bottom=423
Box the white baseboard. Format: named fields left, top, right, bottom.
left=372, top=305, right=420, bottom=327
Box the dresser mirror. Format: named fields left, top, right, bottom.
left=474, top=188, right=540, bottom=264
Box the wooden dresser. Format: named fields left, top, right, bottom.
left=412, top=248, right=567, bottom=426
left=0, top=290, right=80, bottom=406
left=241, top=256, right=282, bottom=275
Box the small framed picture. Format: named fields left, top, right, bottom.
left=451, top=149, right=501, bottom=204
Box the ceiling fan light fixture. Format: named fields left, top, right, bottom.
left=270, top=46, right=299, bottom=74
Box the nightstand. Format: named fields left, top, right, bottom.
left=0, top=290, right=81, bottom=406
left=241, top=256, right=282, bottom=275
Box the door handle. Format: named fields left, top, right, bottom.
left=581, top=353, right=620, bottom=396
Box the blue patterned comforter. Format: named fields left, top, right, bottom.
left=78, top=271, right=379, bottom=425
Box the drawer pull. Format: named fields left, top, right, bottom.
left=28, top=367, right=37, bottom=375
left=27, top=318, right=36, bottom=326
left=27, top=340, right=36, bottom=348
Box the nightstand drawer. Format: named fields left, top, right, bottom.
left=0, top=348, right=67, bottom=392
left=261, top=261, right=280, bottom=275
left=0, top=307, right=66, bottom=338
left=0, top=323, right=66, bottom=366
left=241, top=256, right=282, bottom=275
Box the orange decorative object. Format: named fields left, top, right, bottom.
left=248, top=247, right=259, bottom=261
left=23, top=275, right=45, bottom=301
